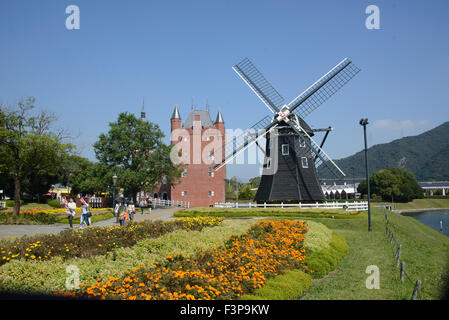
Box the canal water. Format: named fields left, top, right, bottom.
left=403, top=210, right=449, bottom=237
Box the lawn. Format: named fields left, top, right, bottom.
left=300, top=207, right=449, bottom=300
left=174, top=206, right=363, bottom=219
left=390, top=198, right=449, bottom=210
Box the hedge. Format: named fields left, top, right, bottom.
left=305, top=231, right=349, bottom=278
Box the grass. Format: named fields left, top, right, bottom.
left=174, top=207, right=363, bottom=219
left=390, top=198, right=449, bottom=210
left=300, top=207, right=449, bottom=300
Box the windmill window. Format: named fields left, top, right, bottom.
left=282, top=144, right=289, bottom=155
left=299, top=138, right=305, bottom=148
left=264, top=158, right=271, bottom=169
left=301, top=157, right=308, bottom=168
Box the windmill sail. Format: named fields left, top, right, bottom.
left=213, top=115, right=274, bottom=170
left=233, top=58, right=285, bottom=113
left=288, top=58, right=361, bottom=119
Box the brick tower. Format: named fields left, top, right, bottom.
left=169, top=105, right=226, bottom=207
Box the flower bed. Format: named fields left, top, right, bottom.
left=0, top=217, right=223, bottom=266
left=0, top=219, right=255, bottom=294
left=0, top=208, right=115, bottom=225
left=61, top=219, right=309, bottom=300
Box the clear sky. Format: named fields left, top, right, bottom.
left=1, top=0, right=448, bottom=181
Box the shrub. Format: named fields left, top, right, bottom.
left=5, top=200, right=24, bottom=208
left=239, top=269, right=313, bottom=300
left=0, top=211, right=57, bottom=225
left=304, top=220, right=333, bottom=252
left=46, top=199, right=62, bottom=208
left=305, top=232, right=349, bottom=278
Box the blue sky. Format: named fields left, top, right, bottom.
left=1, top=0, right=448, bottom=181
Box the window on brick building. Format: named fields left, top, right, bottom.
left=183, top=168, right=187, bottom=177
left=182, top=191, right=187, bottom=197
left=208, top=167, right=212, bottom=177
left=208, top=191, right=214, bottom=197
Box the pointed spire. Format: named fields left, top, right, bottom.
left=171, top=104, right=181, bottom=119
left=140, top=98, right=147, bottom=121
left=215, top=109, right=224, bottom=123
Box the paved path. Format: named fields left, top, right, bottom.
left=0, top=207, right=178, bottom=240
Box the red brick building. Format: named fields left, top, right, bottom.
left=140, top=105, right=226, bottom=207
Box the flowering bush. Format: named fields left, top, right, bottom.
left=0, top=217, right=223, bottom=266
left=60, top=219, right=309, bottom=300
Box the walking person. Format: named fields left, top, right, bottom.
left=148, top=198, right=152, bottom=215
left=128, top=200, right=135, bottom=221
left=139, top=198, right=145, bottom=215
left=65, top=197, right=76, bottom=229
left=118, top=201, right=127, bottom=226
left=79, top=197, right=90, bottom=228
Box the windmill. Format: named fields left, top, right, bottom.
left=213, top=57, right=361, bottom=201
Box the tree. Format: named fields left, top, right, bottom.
left=62, top=155, right=113, bottom=196
left=249, top=176, right=261, bottom=188
left=238, top=185, right=255, bottom=200
left=93, top=112, right=181, bottom=202
left=0, top=97, right=73, bottom=214
left=358, top=168, right=423, bottom=202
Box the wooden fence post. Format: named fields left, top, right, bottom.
left=396, top=245, right=401, bottom=267
left=411, top=280, right=421, bottom=300
left=400, top=262, right=405, bottom=282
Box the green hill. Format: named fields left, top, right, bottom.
left=328, top=121, right=449, bottom=181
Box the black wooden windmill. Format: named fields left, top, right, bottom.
left=213, top=57, right=361, bottom=201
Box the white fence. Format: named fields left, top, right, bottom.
left=152, top=199, right=190, bottom=209
left=0, top=201, right=5, bottom=209
left=214, top=201, right=368, bottom=211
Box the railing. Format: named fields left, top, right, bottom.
left=151, top=199, right=190, bottom=209
left=214, top=201, right=368, bottom=211
left=383, top=207, right=422, bottom=300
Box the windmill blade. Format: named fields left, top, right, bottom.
left=214, top=115, right=274, bottom=171
left=233, top=58, right=285, bottom=113
left=286, top=118, right=346, bottom=179
left=288, top=58, right=361, bottom=119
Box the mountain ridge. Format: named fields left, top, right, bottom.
left=328, top=121, right=449, bottom=181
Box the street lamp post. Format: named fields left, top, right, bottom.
left=352, top=167, right=356, bottom=202
left=112, top=174, right=118, bottom=223
left=360, top=118, right=372, bottom=232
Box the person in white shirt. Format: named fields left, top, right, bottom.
left=65, top=197, right=77, bottom=229
left=79, top=197, right=90, bottom=227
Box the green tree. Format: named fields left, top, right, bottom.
left=0, top=97, right=73, bottom=214
left=93, top=112, right=181, bottom=202
left=63, top=155, right=113, bottom=196
left=238, top=185, right=255, bottom=200
left=358, top=168, right=423, bottom=202
left=249, top=176, right=261, bottom=188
